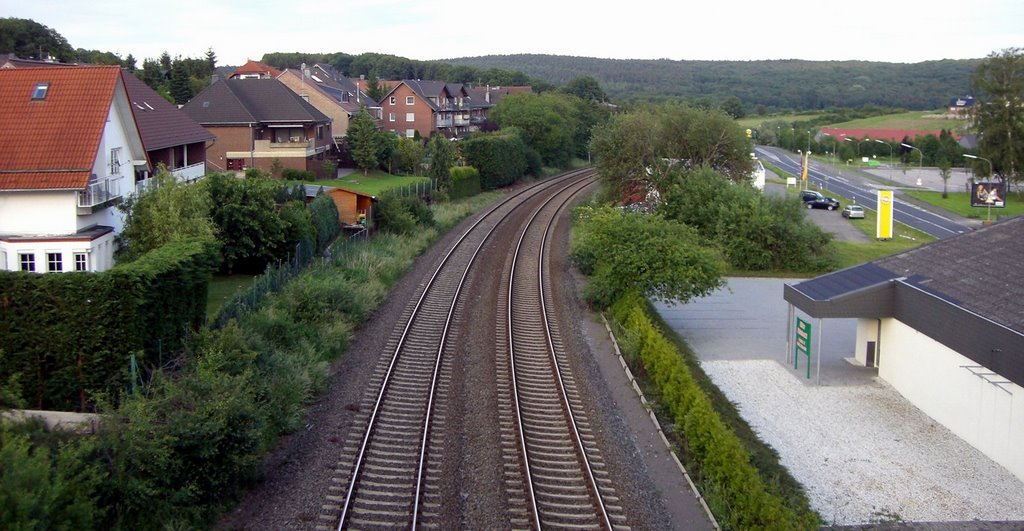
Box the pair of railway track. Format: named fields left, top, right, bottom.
left=319, top=169, right=629, bottom=530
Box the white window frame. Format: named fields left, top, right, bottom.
left=47, top=251, right=63, bottom=273
left=388, top=112, right=396, bottom=122
left=405, top=129, right=415, bottom=138
left=405, top=112, right=415, bottom=122
left=74, top=252, right=89, bottom=272
left=110, top=147, right=122, bottom=175
left=405, top=95, right=414, bottom=105
left=19, top=252, right=35, bottom=272
left=389, top=96, right=396, bottom=105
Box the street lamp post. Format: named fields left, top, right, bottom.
left=900, top=143, right=924, bottom=186
left=875, top=139, right=894, bottom=185
left=964, top=154, right=995, bottom=221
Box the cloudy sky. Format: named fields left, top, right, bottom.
left=9, top=0, right=1023, bottom=67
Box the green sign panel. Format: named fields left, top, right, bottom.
left=794, top=317, right=812, bottom=379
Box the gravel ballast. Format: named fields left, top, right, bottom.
left=701, top=359, right=1024, bottom=526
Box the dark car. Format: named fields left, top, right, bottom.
left=801, top=190, right=840, bottom=211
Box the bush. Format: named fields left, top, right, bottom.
left=448, top=166, right=482, bottom=200
left=570, top=205, right=725, bottom=308
left=374, top=194, right=433, bottom=235
left=0, top=237, right=220, bottom=410
left=460, top=129, right=529, bottom=189
left=281, top=168, right=314, bottom=181
left=609, top=292, right=819, bottom=530
left=661, top=168, right=837, bottom=272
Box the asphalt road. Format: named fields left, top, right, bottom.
left=755, top=146, right=974, bottom=239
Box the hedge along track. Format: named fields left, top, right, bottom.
left=320, top=169, right=596, bottom=530
left=498, top=175, right=630, bottom=530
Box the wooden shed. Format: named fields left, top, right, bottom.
left=326, top=186, right=375, bottom=226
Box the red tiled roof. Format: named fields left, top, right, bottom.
left=0, top=66, right=121, bottom=190
left=229, top=59, right=282, bottom=78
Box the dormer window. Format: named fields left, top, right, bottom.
left=31, top=82, right=49, bottom=100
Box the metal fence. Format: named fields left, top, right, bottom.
left=211, top=228, right=369, bottom=329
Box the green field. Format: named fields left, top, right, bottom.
left=828, top=110, right=968, bottom=133
left=903, top=190, right=1024, bottom=219
left=736, top=112, right=825, bottom=128
left=306, top=171, right=431, bottom=196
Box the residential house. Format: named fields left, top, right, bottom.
left=948, top=95, right=975, bottom=117
left=120, top=70, right=214, bottom=188
left=0, top=55, right=213, bottom=187
left=379, top=80, right=532, bottom=139
left=181, top=78, right=333, bottom=177
left=228, top=59, right=282, bottom=79
left=276, top=64, right=381, bottom=144
left=0, top=66, right=150, bottom=273
left=784, top=217, right=1024, bottom=481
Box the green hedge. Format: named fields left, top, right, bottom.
left=609, top=291, right=818, bottom=530
left=309, top=193, right=341, bottom=250
left=448, top=166, right=482, bottom=200
left=460, top=130, right=528, bottom=190
left=0, top=237, right=220, bottom=411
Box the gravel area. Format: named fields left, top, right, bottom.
left=700, top=359, right=1024, bottom=526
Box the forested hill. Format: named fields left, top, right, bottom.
left=443, top=54, right=980, bottom=111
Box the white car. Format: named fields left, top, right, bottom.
left=841, top=205, right=865, bottom=219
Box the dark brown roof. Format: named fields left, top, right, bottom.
left=181, top=78, right=331, bottom=126
left=876, top=216, right=1024, bottom=331
left=120, top=71, right=214, bottom=151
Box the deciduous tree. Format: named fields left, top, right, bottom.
left=971, top=47, right=1024, bottom=187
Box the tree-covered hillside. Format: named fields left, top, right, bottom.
left=444, top=54, right=980, bottom=111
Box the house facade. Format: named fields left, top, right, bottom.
left=784, top=218, right=1024, bottom=481
left=0, top=66, right=150, bottom=273
left=276, top=64, right=381, bottom=142
left=379, top=80, right=531, bottom=139
left=181, top=78, right=333, bottom=177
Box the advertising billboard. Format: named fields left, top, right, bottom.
left=971, top=182, right=1005, bottom=208
left=877, top=190, right=894, bottom=240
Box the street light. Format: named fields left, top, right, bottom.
left=901, top=143, right=924, bottom=186
left=875, top=139, right=893, bottom=185
left=964, top=154, right=995, bottom=221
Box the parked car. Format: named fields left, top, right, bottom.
left=842, top=205, right=865, bottom=219
left=802, top=196, right=835, bottom=210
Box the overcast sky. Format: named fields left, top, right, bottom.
left=9, top=0, right=1023, bottom=67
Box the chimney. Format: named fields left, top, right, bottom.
left=485, top=85, right=490, bottom=103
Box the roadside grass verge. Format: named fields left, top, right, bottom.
left=903, top=190, right=1024, bottom=220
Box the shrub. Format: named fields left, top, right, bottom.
left=448, top=166, right=482, bottom=200
left=280, top=168, right=314, bottom=181
left=374, top=194, right=433, bottom=235
left=609, top=292, right=818, bottom=530
left=460, top=129, right=529, bottom=189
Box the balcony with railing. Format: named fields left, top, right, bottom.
left=77, top=177, right=122, bottom=213
left=436, top=116, right=454, bottom=128
left=171, top=162, right=205, bottom=182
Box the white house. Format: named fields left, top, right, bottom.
left=0, top=66, right=149, bottom=273
left=784, top=218, right=1024, bottom=481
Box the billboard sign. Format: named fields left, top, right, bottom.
left=971, top=182, right=1005, bottom=208
left=877, top=190, right=894, bottom=240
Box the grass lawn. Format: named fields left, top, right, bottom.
left=305, top=171, right=431, bottom=196
left=903, top=190, right=1024, bottom=220
left=828, top=110, right=967, bottom=134
left=206, top=274, right=256, bottom=322
left=832, top=198, right=935, bottom=267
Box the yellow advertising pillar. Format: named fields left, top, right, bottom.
left=877, top=190, right=894, bottom=240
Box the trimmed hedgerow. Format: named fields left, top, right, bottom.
left=0, top=237, right=220, bottom=411
left=608, top=291, right=819, bottom=530
left=448, top=166, right=482, bottom=200
left=460, top=129, right=529, bottom=190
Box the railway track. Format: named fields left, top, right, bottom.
left=497, top=177, right=629, bottom=530
left=320, top=169, right=598, bottom=530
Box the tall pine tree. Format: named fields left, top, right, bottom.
left=348, top=109, right=380, bottom=175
